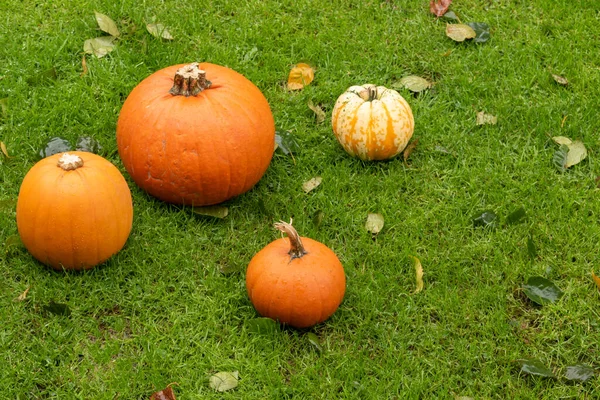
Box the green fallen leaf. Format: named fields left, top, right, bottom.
left=209, top=371, right=239, bottom=392
left=274, top=130, right=299, bottom=156
left=94, top=11, right=120, bottom=37
left=75, top=136, right=102, bottom=154
left=83, top=36, right=116, bottom=58
left=146, top=23, right=173, bottom=40
left=527, top=236, right=537, bottom=259
left=43, top=301, right=71, bottom=316
left=39, top=137, right=72, bottom=158
left=472, top=210, right=497, bottom=228
left=365, top=213, right=384, bottom=234
left=446, top=23, right=476, bottom=42
left=442, top=11, right=459, bottom=21
left=191, top=205, right=228, bottom=219
left=523, top=276, right=564, bottom=305
left=313, top=210, right=324, bottom=229
left=306, top=332, right=322, bottom=353
left=506, top=207, right=526, bottom=225
left=553, top=144, right=568, bottom=172
left=466, top=22, right=491, bottom=43
left=247, top=317, right=279, bottom=335
left=26, top=68, right=58, bottom=85
left=518, top=358, right=555, bottom=378
left=564, top=364, right=595, bottom=382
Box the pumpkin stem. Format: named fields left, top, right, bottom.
left=57, top=153, right=84, bottom=171
left=169, top=62, right=212, bottom=97
left=367, top=85, right=378, bottom=101
left=274, top=220, right=307, bottom=260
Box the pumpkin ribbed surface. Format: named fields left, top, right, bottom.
left=331, top=84, right=414, bottom=161
left=116, top=62, right=275, bottom=206
left=16, top=152, right=133, bottom=270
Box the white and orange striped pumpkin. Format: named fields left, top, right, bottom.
left=331, top=84, right=414, bottom=161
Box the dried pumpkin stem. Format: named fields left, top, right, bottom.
left=367, top=85, right=378, bottom=101
left=57, top=153, right=83, bottom=171
left=274, top=220, right=307, bottom=260
left=169, top=62, right=212, bottom=97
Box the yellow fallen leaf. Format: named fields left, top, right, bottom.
left=592, top=271, right=600, bottom=292
left=1, top=141, right=10, bottom=158
left=446, top=23, right=476, bottom=42
left=410, top=255, right=424, bottom=293
left=81, top=55, right=88, bottom=77
left=307, top=100, right=325, bottom=124
left=287, top=63, right=314, bottom=90
left=365, top=213, right=384, bottom=234
left=14, top=286, right=30, bottom=302
left=302, top=176, right=322, bottom=193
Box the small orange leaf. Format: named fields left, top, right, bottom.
left=1, top=141, right=11, bottom=158
left=403, top=138, right=419, bottom=165
left=14, top=286, right=30, bottom=302
left=592, top=271, right=600, bottom=292
left=287, top=63, right=314, bottom=90
left=81, top=56, right=88, bottom=77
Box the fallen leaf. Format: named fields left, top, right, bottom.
left=472, top=210, right=497, bottom=228
left=191, top=205, right=228, bottom=219
left=551, top=136, right=572, bottom=146
left=306, top=332, right=323, bottom=353
left=147, top=23, right=173, bottom=40
left=274, top=130, right=299, bottom=156
left=1, top=141, right=10, bottom=158
left=442, top=11, right=460, bottom=21
left=466, top=22, right=491, bottom=43
left=39, top=137, right=72, bottom=158
left=552, top=74, right=568, bottom=86
left=553, top=144, right=568, bottom=172
left=83, top=36, right=116, bottom=58
left=26, top=68, right=57, bottom=85
left=517, top=358, right=556, bottom=378
left=506, top=207, right=526, bottom=225
left=527, top=236, right=537, bottom=259
left=313, top=210, right=324, bottom=229
left=287, top=63, right=314, bottom=90
left=564, top=140, right=587, bottom=168
left=476, top=111, right=497, bottom=125
left=150, top=386, right=176, bottom=400
left=560, top=115, right=568, bottom=128
left=94, top=11, right=120, bottom=37
left=564, top=364, right=595, bottom=382
left=76, top=136, right=103, bottom=154
left=403, top=138, right=419, bottom=165
left=430, top=0, right=452, bottom=17
left=247, top=317, right=279, bottom=335
left=399, top=76, right=431, bottom=93
left=302, top=176, right=322, bottom=193
left=209, top=371, right=239, bottom=392
left=446, top=24, right=476, bottom=42
left=522, top=276, right=564, bottom=305
left=0, top=97, right=7, bottom=117
left=410, top=255, right=424, bottom=293
left=307, top=100, right=325, bottom=123
left=14, top=286, right=30, bottom=302
left=592, top=271, right=600, bottom=291
left=365, top=213, right=384, bottom=234
left=81, top=55, right=88, bottom=77
left=44, top=301, right=71, bottom=316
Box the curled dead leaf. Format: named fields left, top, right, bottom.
left=14, top=286, right=30, bottom=302
left=81, top=56, right=88, bottom=77
left=430, top=0, right=452, bottom=17
left=409, top=255, right=424, bottom=293
left=592, top=271, right=600, bottom=292
left=1, top=141, right=11, bottom=158
left=150, top=385, right=177, bottom=400
left=307, top=100, right=325, bottom=123
left=287, top=63, right=314, bottom=90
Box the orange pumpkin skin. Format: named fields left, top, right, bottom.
left=246, top=223, right=346, bottom=329
left=332, top=84, right=414, bottom=161
left=116, top=62, right=275, bottom=206
left=16, top=152, right=133, bottom=270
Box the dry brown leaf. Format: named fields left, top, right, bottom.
left=302, top=176, right=322, bottom=193
left=430, top=0, right=452, bottom=17
left=287, top=63, right=314, bottom=90
left=410, top=255, right=424, bottom=293
left=592, top=271, right=600, bottom=292
left=403, top=138, right=419, bottom=165
left=150, top=385, right=176, bottom=400
left=307, top=100, right=325, bottom=123
left=14, top=286, right=30, bottom=302
left=446, top=24, right=476, bottom=42
left=81, top=55, right=88, bottom=77
left=1, top=141, right=11, bottom=158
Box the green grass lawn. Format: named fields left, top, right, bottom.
left=2, top=0, right=600, bottom=398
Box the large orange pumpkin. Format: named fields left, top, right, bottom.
left=16, top=152, right=133, bottom=270
left=116, top=62, right=275, bottom=206
left=246, top=221, right=346, bottom=329
left=331, top=84, right=414, bottom=161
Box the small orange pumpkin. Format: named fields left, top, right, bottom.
left=16, top=152, right=133, bottom=270
left=331, top=84, right=414, bottom=161
left=116, top=62, right=275, bottom=206
left=246, top=221, right=346, bottom=329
